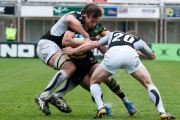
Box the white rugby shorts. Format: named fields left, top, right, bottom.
left=36, top=39, right=61, bottom=64
left=100, top=45, right=142, bottom=74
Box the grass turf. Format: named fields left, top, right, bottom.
left=0, top=58, right=179, bottom=120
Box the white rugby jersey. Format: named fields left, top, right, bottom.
left=98, top=32, right=154, bottom=58
left=41, top=11, right=84, bottom=49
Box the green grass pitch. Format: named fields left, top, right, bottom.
left=0, top=58, right=179, bottom=120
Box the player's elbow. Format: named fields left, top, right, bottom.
left=66, top=15, right=74, bottom=24
left=62, top=38, right=71, bottom=46
left=149, top=54, right=156, bottom=60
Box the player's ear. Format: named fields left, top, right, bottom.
left=83, top=14, right=87, bottom=17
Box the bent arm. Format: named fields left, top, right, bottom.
left=97, top=30, right=110, bottom=54
left=63, top=41, right=100, bottom=55
left=62, top=31, right=86, bottom=48
left=72, top=41, right=100, bottom=54
left=137, top=50, right=156, bottom=60
left=97, top=45, right=108, bottom=54
left=66, top=15, right=90, bottom=39
left=138, top=41, right=156, bottom=60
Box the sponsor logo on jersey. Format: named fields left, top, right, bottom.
left=43, top=53, right=48, bottom=61
left=135, top=61, right=140, bottom=67
left=90, top=57, right=97, bottom=63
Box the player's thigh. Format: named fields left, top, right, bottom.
left=79, top=74, right=91, bottom=92
left=88, top=63, right=99, bottom=76
left=87, top=51, right=99, bottom=76
left=90, top=65, right=112, bottom=85
left=37, top=39, right=75, bottom=75
left=51, top=51, right=75, bottom=72
left=100, top=48, right=122, bottom=74
left=103, top=77, right=112, bottom=84
left=131, top=64, right=153, bottom=88
left=36, top=39, right=59, bottom=65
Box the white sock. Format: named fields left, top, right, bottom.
left=90, top=84, right=104, bottom=110
left=122, top=97, right=129, bottom=103
left=148, top=85, right=165, bottom=113
left=53, top=78, right=77, bottom=97
left=40, top=70, right=68, bottom=98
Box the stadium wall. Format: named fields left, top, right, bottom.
left=0, top=42, right=180, bottom=61
left=0, top=0, right=180, bottom=44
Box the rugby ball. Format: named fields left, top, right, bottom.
left=73, top=38, right=85, bottom=41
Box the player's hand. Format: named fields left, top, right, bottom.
left=62, top=47, right=74, bottom=55
left=85, top=38, right=91, bottom=42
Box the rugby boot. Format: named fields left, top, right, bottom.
left=94, top=107, right=106, bottom=118
left=159, top=112, right=175, bottom=120
left=104, top=106, right=114, bottom=116
left=124, top=102, right=137, bottom=116
left=48, top=95, right=72, bottom=113
left=35, top=96, right=51, bottom=115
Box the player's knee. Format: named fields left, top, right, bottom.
left=53, top=53, right=72, bottom=70
left=61, top=61, right=76, bottom=76
left=63, top=61, right=76, bottom=72
left=106, top=77, right=119, bottom=90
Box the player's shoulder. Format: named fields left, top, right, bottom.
left=68, top=11, right=82, bottom=19
left=96, top=23, right=107, bottom=31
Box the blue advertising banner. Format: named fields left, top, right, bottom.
left=166, top=7, right=180, bottom=18
left=101, top=7, right=117, bottom=17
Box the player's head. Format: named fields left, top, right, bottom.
left=81, top=3, right=96, bottom=14
left=82, top=3, right=102, bottom=29
left=126, top=30, right=138, bottom=36
left=86, top=3, right=102, bottom=18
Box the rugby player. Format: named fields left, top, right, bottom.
left=62, top=30, right=175, bottom=120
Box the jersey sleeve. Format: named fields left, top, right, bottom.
left=66, top=11, right=84, bottom=33
left=88, top=23, right=108, bottom=40
left=97, top=33, right=111, bottom=46
left=134, top=39, right=154, bottom=58
left=98, top=23, right=107, bottom=35
left=69, top=11, right=81, bottom=19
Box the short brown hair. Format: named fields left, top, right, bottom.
left=81, top=3, right=96, bottom=14
left=126, top=30, right=138, bottom=36
left=81, top=3, right=102, bottom=18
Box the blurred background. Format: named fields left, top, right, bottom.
left=0, top=0, right=180, bottom=60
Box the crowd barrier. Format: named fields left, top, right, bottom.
left=0, top=42, right=179, bottom=61
left=0, top=42, right=103, bottom=58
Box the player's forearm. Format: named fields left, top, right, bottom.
left=147, top=53, right=156, bottom=60
left=72, top=41, right=99, bottom=54
left=62, top=38, right=85, bottom=48
left=66, top=15, right=90, bottom=39
left=97, top=45, right=108, bottom=54
left=137, top=51, right=156, bottom=60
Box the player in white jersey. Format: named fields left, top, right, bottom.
left=50, top=33, right=136, bottom=116
left=35, top=3, right=102, bottom=115
left=35, top=3, right=135, bottom=117
left=62, top=30, right=175, bottom=119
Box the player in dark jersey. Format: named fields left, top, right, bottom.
left=35, top=2, right=135, bottom=116
left=50, top=23, right=137, bottom=116
left=35, top=3, right=102, bottom=115
left=62, top=30, right=175, bottom=119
